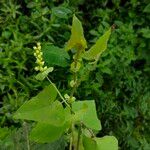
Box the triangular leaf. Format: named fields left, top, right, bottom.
left=95, top=136, right=118, bottom=150
left=14, top=85, right=67, bottom=125
left=72, top=100, right=101, bottom=130
left=42, top=44, right=70, bottom=67
left=83, top=28, right=111, bottom=60
left=14, top=100, right=65, bottom=126
left=30, top=123, right=67, bottom=143
left=66, top=15, right=87, bottom=51
left=14, top=84, right=57, bottom=113
left=35, top=67, right=54, bottom=81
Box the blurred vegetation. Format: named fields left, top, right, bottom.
left=0, top=0, right=150, bottom=149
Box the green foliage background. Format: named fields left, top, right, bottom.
left=0, top=0, right=150, bottom=149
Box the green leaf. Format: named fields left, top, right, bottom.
left=66, top=15, right=87, bottom=51
left=30, top=123, right=67, bottom=143
left=14, top=85, right=66, bottom=125
left=52, top=6, right=72, bottom=19
left=14, top=100, right=65, bottom=126
left=83, top=135, right=97, bottom=150
left=42, top=44, right=70, bottom=67
left=144, top=4, right=150, bottom=13
left=83, top=28, right=111, bottom=60
left=140, top=28, right=150, bottom=38
left=31, top=137, right=66, bottom=150
left=83, top=136, right=118, bottom=150
left=35, top=67, right=54, bottom=81
left=101, top=67, right=112, bottom=74
left=0, top=128, right=9, bottom=139
left=72, top=100, right=101, bottom=130
left=95, top=136, right=118, bottom=150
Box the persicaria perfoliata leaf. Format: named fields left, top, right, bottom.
left=95, top=136, right=118, bottom=150
left=83, top=135, right=118, bottom=150
left=66, top=15, right=87, bottom=51
left=13, top=85, right=68, bottom=126
left=72, top=100, right=101, bottom=131
left=30, top=123, right=67, bottom=143
left=14, top=100, right=66, bottom=126
left=83, top=135, right=97, bottom=150
left=83, top=28, right=111, bottom=60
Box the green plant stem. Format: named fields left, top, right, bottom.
left=70, top=49, right=82, bottom=98
left=46, top=76, right=71, bottom=108
left=70, top=72, right=77, bottom=98
left=69, top=135, right=73, bottom=150
left=69, top=123, right=74, bottom=150
left=23, top=122, right=30, bottom=150
left=77, top=124, right=82, bottom=150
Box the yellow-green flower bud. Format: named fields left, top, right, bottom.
left=37, top=42, right=41, bottom=47
left=37, top=54, right=42, bottom=60
left=36, top=49, right=40, bottom=54
left=40, top=61, right=44, bottom=65
left=43, top=66, right=48, bottom=71
left=33, top=46, right=37, bottom=50
left=38, top=45, right=41, bottom=50
left=39, top=67, right=44, bottom=72
left=34, top=52, right=37, bottom=56
left=64, top=94, right=70, bottom=100
left=40, top=52, right=43, bottom=55
left=33, top=42, right=48, bottom=72
left=68, top=96, right=76, bottom=104
left=36, top=59, right=41, bottom=64
left=34, top=66, right=39, bottom=71
left=70, top=80, right=76, bottom=87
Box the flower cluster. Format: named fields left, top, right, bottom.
left=33, top=42, right=47, bottom=72
left=64, top=94, right=76, bottom=104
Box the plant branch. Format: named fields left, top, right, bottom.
left=69, top=123, right=74, bottom=150
left=77, top=123, right=82, bottom=150
left=23, top=122, right=30, bottom=150
left=70, top=49, right=82, bottom=98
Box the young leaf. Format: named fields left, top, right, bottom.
left=30, top=123, right=67, bottom=143
left=66, top=15, right=87, bottom=51
left=83, top=28, right=111, bottom=60
left=35, top=67, right=54, bottom=81
left=72, top=100, right=101, bottom=131
left=42, top=44, right=70, bottom=67
left=95, top=136, right=118, bottom=150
